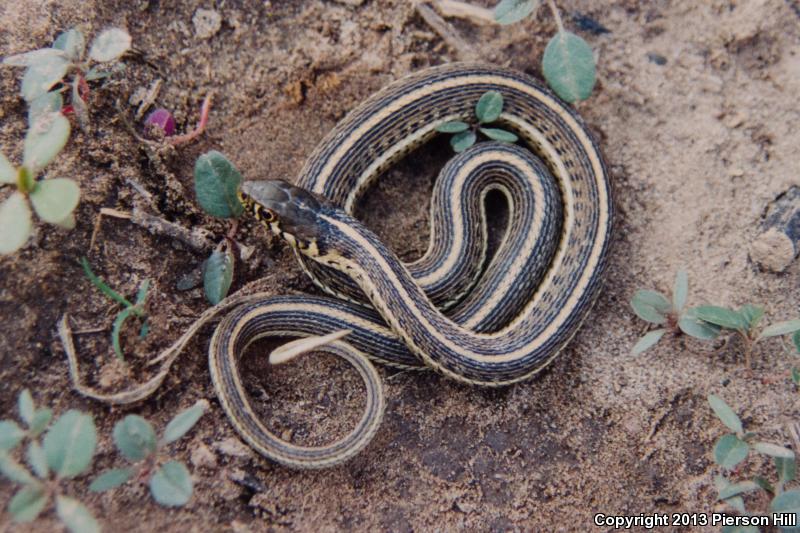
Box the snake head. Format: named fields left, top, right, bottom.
left=239, top=179, right=326, bottom=252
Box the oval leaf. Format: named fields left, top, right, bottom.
left=542, top=31, right=596, bottom=103
left=693, top=305, right=746, bottom=330
left=673, top=270, right=688, bottom=311
left=3, top=48, right=68, bottom=67
left=777, top=456, right=797, bottom=484
left=0, top=192, right=33, bottom=255
left=56, top=495, right=100, bottom=533
left=753, top=442, right=795, bottom=459
left=43, top=410, right=97, bottom=478
left=0, top=152, right=15, bottom=183
left=630, top=289, right=669, bottom=324
left=53, top=29, right=85, bottom=61
left=203, top=248, right=234, bottom=305
left=26, top=441, right=48, bottom=478
left=29, top=178, right=80, bottom=224
left=493, top=0, right=538, bottom=25
left=475, top=90, right=503, bottom=123
left=739, top=304, right=764, bottom=330
left=113, top=415, right=157, bottom=462
left=479, top=128, right=518, bottom=143
left=450, top=130, right=476, bottom=153
left=18, top=389, right=35, bottom=426
left=678, top=308, right=721, bottom=340
left=714, top=433, right=749, bottom=470
left=759, top=319, right=800, bottom=340
left=435, top=121, right=469, bottom=133
left=9, top=485, right=47, bottom=523
left=90, top=468, right=132, bottom=492
left=708, top=394, right=743, bottom=434
left=29, top=408, right=52, bottom=437
left=0, top=451, right=36, bottom=484
left=0, top=420, right=26, bottom=450
left=23, top=112, right=70, bottom=172
left=718, top=480, right=760, bottom=500
left=771, top=489, right=800, bottom=532
left=162, top=400, right=209, bottom=445
left=20, top=55, right=70, bottom=102
left=194, top=151, right=244, bottom=218
left=149, top=461, right=193, bottom=507
left=89, top=28, right=132, bottom=62
left=631, top=328, right=666, bottom=356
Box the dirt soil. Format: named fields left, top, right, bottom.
left=2, top=0, right=800, bottom=531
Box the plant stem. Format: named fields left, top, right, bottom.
left=546, top=0, right=565, bottom=34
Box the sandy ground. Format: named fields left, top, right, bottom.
left=1, top=0, right=800, bottom=531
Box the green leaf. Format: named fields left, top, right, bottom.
left=88, top=28, right=132, bottom=62
left=84, top=66, right=112, bottom=81
left=3, top=48, right=68, bottom=67
left=708, top=394, right=743, bottom=434
left=149, top=461, right=193, bottom=507
left=135, top=279, right=150, bottom=306
left=0, top=450, right=36, bottom=484
left=435, top=121, right=469, bottom=133
left=714, top=434, right=749, bottom=470
left=113, top=415, right=157, bottom=461
left=18, top=389, right=35, bottom=427
left=631, top=329, right=666, bottom=356
left=111, top=306, right=136, bottom=360
left=0, top=192, right=33, bottom=255
left=678, top=308, right=721, bottom=340
left=693, top=305, right=747, bottom=330
left=793, top=367, right=800, bottom=386
left=23, top=112, right=70, bottom=172
left=0, top=420, right=26, bottom=450
left=753, top=475, right=774, bottom=493
left=26, top=441, right=48, bottom=479
left=475, top=91, right=504, bottom=123
left=162, top=400, right=208, bottom=445
left=718, top=480, right=760, bottom=500
left=672, top=270, right=688, bottom=311
left=90, top=467, right=132, bottom=492
left=203, top=248, right=235, bottom=305
left=542, top=31, right=597, bottom=103
left=794, top=330, right=800, bottom=353
left=29, top=408, right=52, bottom=437
left=723, top=497, right=747, bottom=516
left=56, top=495, right=100, bottom=533
left=739, top=304, right=764, bottom=330
left=29, top=178, right=80, bottom=224
left=194, top=151, right=244, bottom=218
left=759, top=319, right=800, bottom=340
left=0, top=151, right=16, bottom=183
left=493, top=0, right=538, bottom=25
left=753, top=442, right=795, bottom=459
left=9, top=485, right=47, bottom=523
left=771, top=489, right=800, bottom=532
left=777, top=456, right=797, bottom=483
left=630, top=289, right=670, bottom=324
left=451, top=130, right=476, bottom=153
left=20, top=54, right=70, bottom=102
left=53, top=29, right=85, bottom=61
left=43, top=410, right=97, bottom=479
left=80, top=257, right=135, bottom=309
left=479, top=128, right=518, bottom=143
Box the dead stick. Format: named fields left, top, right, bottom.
left=415, top=2, right=479, bottom=61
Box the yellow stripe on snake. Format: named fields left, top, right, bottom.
left=207, top=63, right=613, bottom=469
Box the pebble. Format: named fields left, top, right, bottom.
left=193, top=8, right=222, bottom=40
left=190, top=443, right=217, bottom=468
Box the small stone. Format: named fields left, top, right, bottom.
left=193, top=9, right=222, bottom=40
left=190, top=443, right=217, bottom=468
left=214, top=437, right=253, bottom=458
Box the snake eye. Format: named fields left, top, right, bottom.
left=262, top=209, right=277, bottom=222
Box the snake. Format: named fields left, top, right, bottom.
left=208, top=63, right=613, bottom=469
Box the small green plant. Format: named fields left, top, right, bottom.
left=0, top=389, right=99, bottom=532
left=629, top=270, right=720, bottom=355
left=2, top=27, right=131, bottom=126
left=708, top=394, right=800, bottom=531
left=436, top=90, right=519, bottom=153
left=193, top=150, right=242, bottom=304
left=0, top=116, right=79, bottom=254
left=493, top=0, right=597, bottom=103
left=90, top=400, right=208, bottom=507
left=81, top=257, right=151, bottom=360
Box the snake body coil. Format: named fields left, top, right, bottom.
left=209, top=64, right=612, bottom=468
